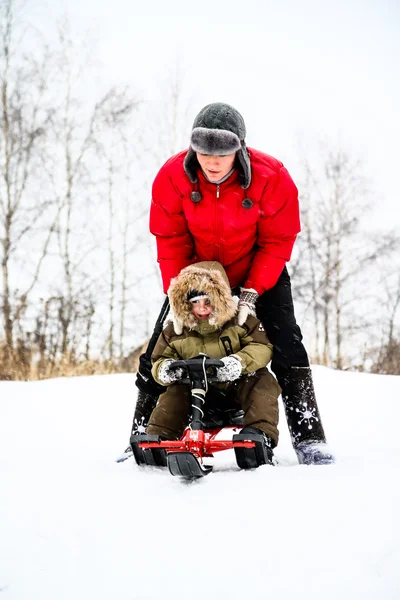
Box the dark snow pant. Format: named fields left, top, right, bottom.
left=133, top=267, right=327, bottom=448
left=255, top=267, right=327, bottom=446
left=255, top=267, right=309, bottom=374
left=146, top=368, right=281, bottom=445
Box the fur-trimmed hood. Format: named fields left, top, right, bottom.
left=168, top=261, right=237, bottom=334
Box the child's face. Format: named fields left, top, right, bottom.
left=190, top=298, right=214, bottom=320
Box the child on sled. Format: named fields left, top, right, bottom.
left=146, top=261, right=281, bottom=466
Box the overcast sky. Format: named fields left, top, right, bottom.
left=27, top=0, right=400, bottom=230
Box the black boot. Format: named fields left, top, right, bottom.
left=116, top=298, right=170, bottom=463
left=115, top=390, right=160, bottom=463
left=279, top=366, right=334, bottom=465
left=130, top=390, right=159, bottom=435
left=131, top=353, right=165, bottom=434
left=233, top=426, right=274, bottom=468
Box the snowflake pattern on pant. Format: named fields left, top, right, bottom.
left=133, top=416, right=147, bottom=434
left=288, top=426, right=302, bottom=446
left=284, top=394, right=320, bottom=443
left=295, top=401, right=319, bottom=430
left=280, top=367, right=326, bottom=446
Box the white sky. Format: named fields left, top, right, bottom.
left=25, top=0, right=400, bottom=230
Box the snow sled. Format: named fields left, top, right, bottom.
left=130, top=356, right=270, bottom=479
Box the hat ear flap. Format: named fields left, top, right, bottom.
left=184, top=148, right=199, bottom=183
left=236, top=144, right=251, bottom=189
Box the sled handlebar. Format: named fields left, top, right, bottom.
left=169, top=356, right=224, bottom=385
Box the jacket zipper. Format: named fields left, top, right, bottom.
left=215, top=185, right=222, bottom=262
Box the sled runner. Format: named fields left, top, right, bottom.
left=130, top=356, right=269, bottom=479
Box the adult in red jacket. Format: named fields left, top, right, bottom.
left=130, top=103, right=334, bottom=466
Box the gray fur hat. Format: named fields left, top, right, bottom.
left=184, top=102, right=251, bottom=189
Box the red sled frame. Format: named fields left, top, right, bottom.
left=131, top=356, right=260, bottom=478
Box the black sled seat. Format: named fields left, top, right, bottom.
left=201, top=406, right=244, bottom=429
left=201, top=386, right=244, bottom=428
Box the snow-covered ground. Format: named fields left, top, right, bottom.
left=0, top=366, right=399, bottom=600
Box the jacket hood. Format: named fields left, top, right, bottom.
left=168, top=261, right=237, bottom=334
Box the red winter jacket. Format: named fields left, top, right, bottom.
left=150, top=148, right=300, bottom=295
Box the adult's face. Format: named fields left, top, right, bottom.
left=196, top=152, right=236, bottom=182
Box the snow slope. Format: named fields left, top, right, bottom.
left=0, top=366, right=399, bottom=600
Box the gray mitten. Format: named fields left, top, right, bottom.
left=157, top=359, right=184, bottom=385
left=216, top=355, right=242, bottom=382
left=237, top=288, right=259, bottom=326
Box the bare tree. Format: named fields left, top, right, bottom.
left=369, top=261, right=400, bottom=374
left=47, top=20, right=138, bottom=361
left=0, top=0, right=59, bottom=374
left=123, top=61, right=194, bottom=348
left=148, top=58, right=194, bottom=164
left=296, top=144, right=399, bottom=370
